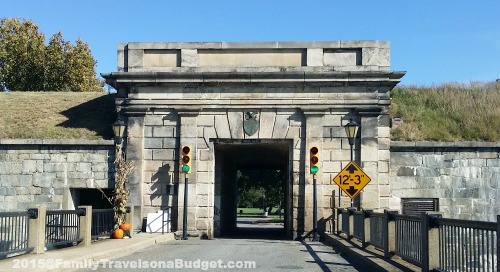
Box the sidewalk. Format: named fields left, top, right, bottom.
left=323, top=234, right=420, bottom=272
left=0, top=233, right=175, bottom=272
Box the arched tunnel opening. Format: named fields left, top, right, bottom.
left=214, top=140, right=292, bottom=240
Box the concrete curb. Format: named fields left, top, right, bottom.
left=323, top=234, right=419, bottom=272
left=0, top=233, right=176, bottom=272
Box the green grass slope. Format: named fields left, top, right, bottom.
left=390, top=81, right=500, bottom=141
left=1, top=81, right=499, bottom=141
left=0, top=92, right=116, bottom=140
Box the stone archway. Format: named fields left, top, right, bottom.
left=213, top=140, right=291, bottom=238
left=102, top=41, right=405, bottom=238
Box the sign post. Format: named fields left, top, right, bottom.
left=332, top=161, right=371, bottom=200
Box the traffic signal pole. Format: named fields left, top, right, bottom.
left=182, top=174, right=188, bottom=240
left=181, top=145, right=191, bottom=240
left=313, top=174, right=318, bottom=241
left=309, top=146, right=319, bottom=242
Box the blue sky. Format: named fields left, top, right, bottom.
left=1, top=1, right=499, bottom=85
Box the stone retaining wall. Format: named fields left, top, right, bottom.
left=390, top=141, right=500, bottom=222
left=0, top=139, right=114, bottom=211
left=1, top=139, right=498, bottom=223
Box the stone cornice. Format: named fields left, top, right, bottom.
left=391, top=141, right=500, bottom=150
left=125, top=41, right=390, bottom=50
left=175, top=107, right=202, bottom=116
left=102, top=70, right=406, bottom=88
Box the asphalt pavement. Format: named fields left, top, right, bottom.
left=0, top=217, right=412, bottom=271
left=75, top=238, right=368, bottom=272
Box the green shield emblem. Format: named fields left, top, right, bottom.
left=243, top=112, right=259, bottom=136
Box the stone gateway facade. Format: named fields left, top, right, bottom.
left=102, top=41, right=405, bottom=239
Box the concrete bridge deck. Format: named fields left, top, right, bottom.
left=0, top=232, right=418, bottom=272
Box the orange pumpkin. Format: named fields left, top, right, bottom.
left=120, top=223, right=131, bottom=231
left=113, top=228, right=124, bottom=239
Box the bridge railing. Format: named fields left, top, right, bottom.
left=367, top=211, right=384, bottom=250
left=395, top=214, right=422, bottom=265
left=0, top=210, right=37, bottom=258
left=91, top=208, right=115, bottom=240
left=436, top=217, right=497, bottom=271
left=333, top=208, right=499, bottom=272
left=0, top=206, right=133, bottom=259
left=45, top=209, right=85, bottom=249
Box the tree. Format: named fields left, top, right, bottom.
left=0, top=18, right=102, bottom=92
left=65, top=38, right=102, bottom=92
left=45, top=31, right=69, bottom=91
left=238, top=187, right=262, bottom=208
left=0, top=18, right=45, bottom=91
left=237, top=169, right=284, bottom=213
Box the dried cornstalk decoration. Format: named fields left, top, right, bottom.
left=113, top=144, right=134, bottom=228
left=94, top=144, right=134, bottom=230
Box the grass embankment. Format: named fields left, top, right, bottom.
left=0, top=92, right=116, bottom=139
left=1, top=81, right=499, bottom=141
left=390, top=81, right=500, bottom=141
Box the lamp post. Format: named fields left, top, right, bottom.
left=112, top=117, right=127, bottom=165
left=344, top=118, right=359, bottom=208
left=112, top=118, right=126, bottom=146
left=344, top=119, right=359, bottom=162
left=112, top=117, right=127, bottom=166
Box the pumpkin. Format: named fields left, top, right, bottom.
left=120, top=222, right=131, bottom=231
left=113, top=228, right=124, bottom=239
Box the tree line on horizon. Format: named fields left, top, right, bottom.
left=0, top=18, right=102, bottom=92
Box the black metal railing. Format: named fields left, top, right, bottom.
left=91, top=209, right=114, bottom=239
left=437, top=218, right=497, bottom=271
left=368, top=211, right=384, bottom=249
left=0, top=210, right=36, bottom=258
left=395, top=214, right=422, bottom=265
left=352, top=211, right=364, bottom=240
left=340, top=209, right=349, bottom=234
left=333, top=208, right=499, bottom=271
left=45, top=209, right=85, bottom=250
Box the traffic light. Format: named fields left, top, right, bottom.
left=310, top=146, right=319, bottom=174
left=181, top=146, right=191, bottom=173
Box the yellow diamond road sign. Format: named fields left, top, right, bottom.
left=332, top=161, right=371, bottom=199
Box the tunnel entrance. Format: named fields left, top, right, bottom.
left=214, top=140, right=292, bottom=240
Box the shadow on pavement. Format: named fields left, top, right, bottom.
left=221, top=216, right=286, bottom=240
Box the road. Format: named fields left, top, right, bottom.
left=76, top=238, right=367, bottom=272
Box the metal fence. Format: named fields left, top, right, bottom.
left=91, top=209, right=115, bottom=240
left=437, top=218, right=497, bottom=271
left=352, top=211, right=364, bottom=241
left=340, top=209, right=349, bottom=234
left=0, top=206, right=132, bottom=259
left=395, top=214, right=422, bottom=265
left=0, top=210, right=36, bottom=258
left=45, top=209, right=85, bottom=250
left=368, top=211, right=384, bottom=249
left=334, top=208, right=499, bottom=271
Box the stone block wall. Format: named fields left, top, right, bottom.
left=118, top=41, right=391, bottom=73
left=390, top=142, right=500, bottom=222
left=0, top=139, right=114, bottom=211
left=2, top=137, right=498, bottom=230
left=132, top=108, right=393, bottom=237
left=104, top=41, right=405, bottom=237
